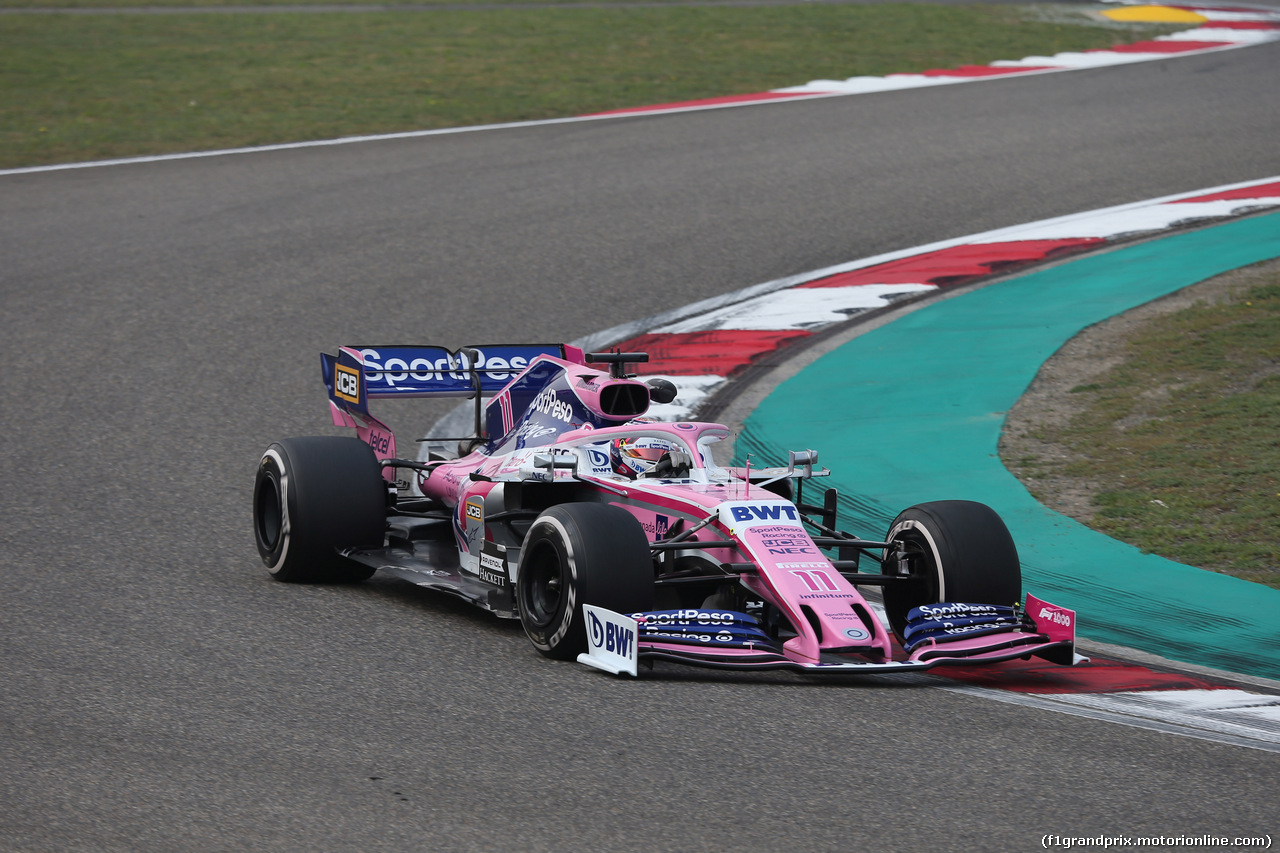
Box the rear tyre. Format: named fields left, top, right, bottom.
left=517, top=503, right=655, bottom=659
left=253, top=436, right=385, bottom=583
left=880, top=500, right=1021, bottom=640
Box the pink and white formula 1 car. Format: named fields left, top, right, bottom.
left=252, top=343, right=1083, bottom=677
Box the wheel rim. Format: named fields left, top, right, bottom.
left=521, top=541, right=565, bottom=629
left=899, top=531, right=941, bottom=596
left=884, top=529, right=941, bottom=636
left=254, top=470, right=283, bottom=551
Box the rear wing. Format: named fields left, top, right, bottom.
left=321, top=344, right=584, bottom=414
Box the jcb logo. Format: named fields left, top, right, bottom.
left=334, top=364, right=361, bottom=403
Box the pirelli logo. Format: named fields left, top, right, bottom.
left=334, top=363, right=361, bottom=404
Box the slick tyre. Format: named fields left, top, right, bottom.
left=880, top=500, right=1021, bottom=640
left=517, top=503, right=654, bottom=660
left=253, top=436, right=385, bottom=583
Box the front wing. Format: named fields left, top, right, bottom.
left=578, top=596, right=1084, bottom=677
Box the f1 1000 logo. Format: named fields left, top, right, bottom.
left=1038, top=606, right=1072, bottom=627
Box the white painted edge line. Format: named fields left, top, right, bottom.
left=865, top=598, right=1280, bottom=754
left=585, top=174, right=1280, bottom=742
left=938, top=683, right=1280, bottom=754
left=775, top=40, right=1272, bottom=95
left=0, top=113, right=646, bottom=177
left=412, top=178, right=1280, bottom=752
left=1184, top=8, right=1280, bottom=22
left=5, top=5, right=1277, bottom=178
left=435, top=176, right=1280, bottom=432
left=576, top=175, right=1280, bottom=351
left=650, top=284, right=937, bottom=334
left=569, top=185, right=1280, bottom=413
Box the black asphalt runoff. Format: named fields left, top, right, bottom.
left=2, top=35, right=1279, bottom=853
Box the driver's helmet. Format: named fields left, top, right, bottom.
left=611, top=435, right=679, bottom=479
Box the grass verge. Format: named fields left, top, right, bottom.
left=1010, top=259, right=1280, bottom=589
left=1, top=4, right=1181, bottom=168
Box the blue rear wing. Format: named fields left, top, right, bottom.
left=322, top=344, right=574, bottom=415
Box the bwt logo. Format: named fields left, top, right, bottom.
left=730, top=505, right=799, bottom=522
left=588, top=612, right=634, bottom=658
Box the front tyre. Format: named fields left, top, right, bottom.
left=880, top=500, right=1021, bottom=640
left=517, top=503, right=654, bottom=659
left=253, top=436, right=385, bottom=583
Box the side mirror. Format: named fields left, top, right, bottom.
left=789, top=449, right=818, bottom=478
left=523, top=451, right=578, bottom=480
left=645, top=378, right=678, bottom=404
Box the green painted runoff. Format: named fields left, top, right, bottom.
left=737, top=211, right=1280, bottom=679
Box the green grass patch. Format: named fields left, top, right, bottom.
left=1055, top=267, right=1280, bottom=588
left=1, top=5, right=1182, bottom=168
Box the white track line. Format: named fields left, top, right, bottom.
left=939, top=683, right=1280, bottom=754
left=577, top=176, right=1280, bottom=356
left=5, top=3, right=1277, bottom=178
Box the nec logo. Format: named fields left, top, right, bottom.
left=730, top=505, right=799, bottom=522
left=334, top=364, right=361, bottom=403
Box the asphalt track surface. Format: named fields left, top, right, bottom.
left=3, top=32, right=1280, bottom=853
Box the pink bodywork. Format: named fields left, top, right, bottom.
left=419, top=416, right=903, bottom=667
left=369, top=351, right=1074, bottom=670
left=329, top=346, right=399, bottom=480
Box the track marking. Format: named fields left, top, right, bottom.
left=938, top=682, right=1280, bottom=754
left=597, top=176, right=1280, bottom=422
left=5, top=2, right=1277, bottom=177
left=603, top=177, right=1280, bottom=747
